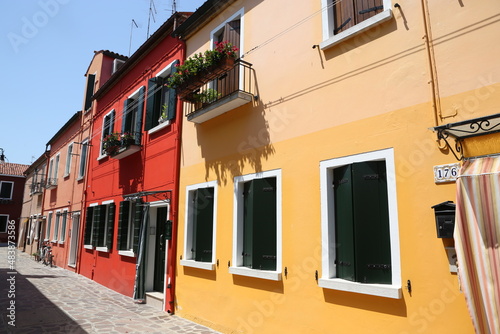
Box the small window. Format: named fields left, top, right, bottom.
left=145, top=61, right=179, bottom=131
left=47, top=154, right=60, bottom=187
left=320, top=0, right=393, bottom=49
left=59, top=211, right=68, bottom=242
left=121, top=87, right=145, bottom=144
left=319, top=148, right=401, bottom=299
left=45, top=212, right=53, bottom=240
left=0, top=215, right=8, bottom=233
left=117, top=200, right=143, bottom=254
left=84, top=203, right=115, bottom=251
left=53, top=212, right=61, bottom=241
left=0, top=181, right=13, bottom=199
left=64, top=143, right=74, bottom=177
left=100, top=110, right=115, bottom=156
left=78, top=139, right=89, bottom=179
left=84, top=73, right=96, bottom=111
left=182, top=182, right=217, bottom=270
left=230, top=170, right=282, bottom=281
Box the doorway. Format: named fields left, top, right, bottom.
left=68, top=213, right=80, bottom=267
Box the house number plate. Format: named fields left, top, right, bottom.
left=434, top=163, right=460, bottom=183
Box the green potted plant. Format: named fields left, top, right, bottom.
left=158, top=104, right=168, bottom=124
left=166, top=41, right=238, bottom=96
left=120, top=132, right=136, bottom=147
left=102, top=133, right=121, bottom=155
left=193, top=88, right=221, bottom=105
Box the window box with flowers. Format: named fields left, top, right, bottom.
left=102, top=133, right=121, bottom=156
left=167, top=41, right=239, bottom=100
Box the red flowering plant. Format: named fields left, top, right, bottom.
left=166, top=41, right=239, bottom=90
left=102, top=132, right=121, bottom=155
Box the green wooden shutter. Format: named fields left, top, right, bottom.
left=243, top=181, right=254, bottom=268
left=84, top=207, right=93, bottom=245
left=92, top=205, right=101, bottom=247
left=352, top=161, right=391, bottom=284
left=122, top=99, right=131, bottom=134
left=145, top=78, right=159, bottom=131
left=194, top=188, right=214, bottom=262
left=133, top=201, right=143, bottom=253
left=252, top=178, right=277, bottom=271
left=243, top=178, right=277, bottom=271
left=333, top=165, right=356, bottom=281
left=118, top=201, right=130, bottom=251
left=84, top=74, right=95, bottom=110
left=167, top=60, right=179, bottom=120
left=134, top=86, right=145, bottom=144
left=106, top=203, right=116, bottom=250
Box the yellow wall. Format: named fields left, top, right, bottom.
left=175, top=0, right=500, bottom=332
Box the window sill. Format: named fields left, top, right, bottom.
left=118, top=250, right=135, bottom=257
left=229, top=266, right=282, bottom=281
left=97, top=154, right=108, bottom=161
left=148, top=120, right=171, bottom=135
left=51, top=240, right=58, bottom=244
left=180, top=259, right=215, bottom=271
left=84, top=244, right=93, bottom=250
left=320, top=9, right=393, bottom=50
left=96, top=246, right=109, bottom=253
left=318, top=278, right=401, bottom=299
left=58, top=241, right=64, bottom=245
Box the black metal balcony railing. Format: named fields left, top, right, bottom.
left=30, top=181, right=45, bottom=195
left=45, top=178, right=58, bottom=189
left=105, top=131, right=142, bottom=160
left=183, top=60, right=254, bottom=123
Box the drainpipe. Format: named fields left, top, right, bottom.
left=166, top=40, right=186, bottom=315
left=420, top=0, right=448, bottom=150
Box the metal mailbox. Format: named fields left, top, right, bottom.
left=431, top=201, right=456, bottom=238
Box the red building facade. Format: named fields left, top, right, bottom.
left=79, top=13, right=189, bottom=312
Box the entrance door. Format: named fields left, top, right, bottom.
left=68, top=214, right=80, bottom=267
left=153, top=207, right=168, bottom=292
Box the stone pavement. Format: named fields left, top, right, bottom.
left=0, top=246, right=220, bottom=334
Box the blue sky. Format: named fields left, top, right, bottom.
left=0, top=0, right=206, bottom=165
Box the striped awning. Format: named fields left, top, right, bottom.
left=455, top=156, right=500, bottom=333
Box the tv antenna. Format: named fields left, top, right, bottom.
left=147, top=0, right=157, bottom=39
left=172, top=0, right=177, bottom=14
left=129, top=19, right=139, bottom=56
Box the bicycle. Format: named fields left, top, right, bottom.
left=41, top=242, right=53, bottom=267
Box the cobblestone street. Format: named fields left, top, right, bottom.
left=0, top=246, right=220, bottom=334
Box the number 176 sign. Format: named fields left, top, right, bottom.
left=434, top=163, right=461, bottom=183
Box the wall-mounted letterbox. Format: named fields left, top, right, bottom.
left=431, top=201, right=456, bottom=238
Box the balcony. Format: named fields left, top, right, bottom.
left=30, top=182, right=45, bottom=195
left=45, top=178, right=58, bottom=189
left=104, top=132, right=141, bottom=160
left=182, top=60, right=255, bottom=124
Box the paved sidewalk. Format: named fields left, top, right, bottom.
left=0, top=246, right=220, bottom=334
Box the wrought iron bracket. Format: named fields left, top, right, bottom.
left=431, top=113, right=500, bottom=161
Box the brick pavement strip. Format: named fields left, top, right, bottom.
left=0, top=246, right=220, bottom=334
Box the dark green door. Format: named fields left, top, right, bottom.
left=193, top=188, right=214, bottom=262
left=154, top=207, right=168, bottom=292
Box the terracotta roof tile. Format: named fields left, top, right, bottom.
left=0, top=162, right=29, bottom=176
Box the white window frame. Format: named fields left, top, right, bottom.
left=230, top=169, right=282, bottom=281
left=64, top=142, right=74, bottom=177
left=96, top=200, right=114, bottom=252
left=181, top=181, right=218, bottom=270
left=53, top=210, right=61, bottom=242
left=320, top=0, right=393, bottom=50
left=59, top=209, right=68, bottom=243
left=78, top=139, right=89, bottom=180
left=122, top=87, right=143, bottom=134
left=98, top=109, right=115, bottom=159
left=33, top=215, right=41, bottom=241
left=45, top=212, right=53, bottom=241
left=319, top=148, right=401, bottom=299
left=147, top=62, right=178, bottom=134
left=0, top=214, right=9, bottom=233
left=0, top=181, right=14, bottom=199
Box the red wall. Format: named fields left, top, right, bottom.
left=80, top=33, right=184, bottom=309
left=0, top=175, right=25, bottom=243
